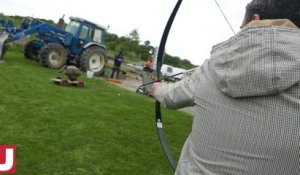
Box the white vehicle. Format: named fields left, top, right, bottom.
left=160, top=64, right=186, bottom=81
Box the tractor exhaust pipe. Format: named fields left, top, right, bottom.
left=0, top=32, right=9, bottom=60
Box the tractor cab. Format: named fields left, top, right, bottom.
left=65, top=17, right=106, bottom=54
left=63, top=17, right=107, bottom=75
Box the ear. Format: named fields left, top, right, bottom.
left=252, top=14, right=260, bottom=21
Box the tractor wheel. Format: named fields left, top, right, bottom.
left=39, top=43, right=66, bottom=69
left=24, top=40, right=41, bottom=61
left=80, top=46, right=107, bottom=76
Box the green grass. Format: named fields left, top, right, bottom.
left=0, top=52, right=192, bottom=175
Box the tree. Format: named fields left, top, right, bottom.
left=135, top=40, right=154, bottom=61
left=128, top=29, right=140, bottom=43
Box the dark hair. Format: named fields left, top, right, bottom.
left=244, top=0, right=300, bottom=27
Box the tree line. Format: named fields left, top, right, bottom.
left=106, top=29, right=197, bottom=69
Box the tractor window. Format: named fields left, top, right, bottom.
left=65, top=21, right=80, bottom=36
left=93, top=29, right=103, bottom=43
left=79, top=25, right=90, bottom=39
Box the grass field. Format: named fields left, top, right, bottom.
left=0, top=51, right=193, bottom=175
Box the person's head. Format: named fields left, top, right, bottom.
left=119, top=51, right=123, bottom=56
left=242, top=0, right=300, bottom=28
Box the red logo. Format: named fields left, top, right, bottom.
left=0, top=145, right=16, bottom=174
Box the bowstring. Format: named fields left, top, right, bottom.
left=214, top=0, right=236, bottom=34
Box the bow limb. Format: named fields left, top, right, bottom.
left=155, top=0, right=183, bottom=172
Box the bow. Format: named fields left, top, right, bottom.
left=154, top=0, right=234, bottom=171
left=155, top=0, right=182, bottom=172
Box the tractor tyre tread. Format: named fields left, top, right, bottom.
left=38, top=43, right=66, bottom=69
left=24, top=40, right=41, bottom=61
left=80, top=46, right=107, bottom=76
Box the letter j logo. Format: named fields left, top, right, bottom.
left=0, top=145, right=16, bottom=174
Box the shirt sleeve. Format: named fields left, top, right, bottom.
left=153, top=67, right=201, bottom=109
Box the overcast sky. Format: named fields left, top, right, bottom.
left=1, top=0, right=250, bottom=65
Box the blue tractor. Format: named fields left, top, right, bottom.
left=0, top=16, right=107, bottom=75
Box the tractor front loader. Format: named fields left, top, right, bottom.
left=0, top=17, right=107, bottom=75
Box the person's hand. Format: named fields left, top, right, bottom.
left=151, top=82, right=161, bottom=96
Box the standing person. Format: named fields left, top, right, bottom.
left=151, top=0, right=300, bottom=174
left=110, top=51, right=124, bottom=79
